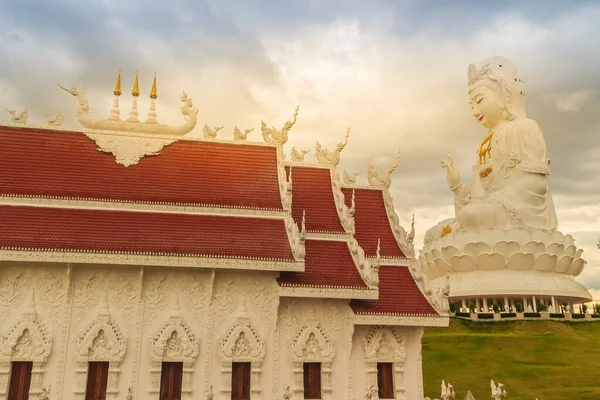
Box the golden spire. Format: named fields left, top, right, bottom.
left=150, top=73, right=157, bottom=99
left=113, top=69, right=122, bottom=96
left=132, top=70, right=140, bottom=97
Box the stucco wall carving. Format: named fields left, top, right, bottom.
left=73, top=290, right=127, bottom=399
left=0, top=265, right=428, bottom=400
left=218, top=296, right=266, bottom=399
left=0, top=291, right=52, bottom=398
left=362, top=326, right=407, bottom=400
left=148, top=293, right=199, bottom=399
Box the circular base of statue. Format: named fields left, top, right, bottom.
left=427, top=269, right=591, bottom=302
left=419, top=228, right=591, bottom=302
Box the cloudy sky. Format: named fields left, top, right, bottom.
left=1, top=0, right=599, bottom=300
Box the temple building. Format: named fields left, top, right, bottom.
left=0, top=72, right=448, bottom=400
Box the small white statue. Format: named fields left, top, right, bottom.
left=548, top=304, right=555, bottom=313
left=125, top=387, right=132, bottom=400
left=315, top=127, right=350, bottom=166
left=291, top=147, right=311, bottom=161
left=425, top=57, right=557, bottom=244
left=367, top=149, right=401, bottom=187
left=490, top=380, right=507, bottom=400
left=565, top=304, right=571, bottom=313
left=441, top=379, right=456, bottom=400
left=526, top=304, right=533, bottom=313
left=464, top=390, right=477, bottom=400
left=233, top=126, right=253, bottom=141
left=203, top=124, right=224, bottom=139
left=283, top=384, right=292, bottom=400
left=205, top=384, right=213, bottom=400
left=343, top=170, right=360, bottom=184
left=6, top=108, right=28, bottom=124
left=41, top=112, right=63, bottom=126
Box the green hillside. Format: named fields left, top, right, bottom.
left=422, top=318, right=600, bottom=400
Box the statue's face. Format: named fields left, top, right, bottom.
left=469, top=83, right=506, bottom=130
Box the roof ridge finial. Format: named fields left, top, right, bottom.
left=113, top=69, right=122, bottom=96
left=150, top=73, right=157, bottom=99
left=132, top=70, right=140, bottom=97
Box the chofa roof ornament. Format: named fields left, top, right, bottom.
left=261, top=106, right=299, bottom=146
left=316, top=127, right=350, bottom=166
left=367, top=148, right=401, bottom=187
left=58, top=70, right=198, bottom=136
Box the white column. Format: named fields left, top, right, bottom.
left=475, top=298, right=480, bottom=313
left=551, top=296, right=556, bottom=312
left=483, top=298, right=488, bottom=312
left=532, top=296, right=537, bottom=312
left=504, top=297, right=509, bottom=311
left=523, top=296, right=528, bottom=311
left=462, top=299, right=466, bottom=312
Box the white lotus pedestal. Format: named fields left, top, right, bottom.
left=419, top=229, right=592, bottom=309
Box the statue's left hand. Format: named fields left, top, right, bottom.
left=441, top=153, right=462, bottom=190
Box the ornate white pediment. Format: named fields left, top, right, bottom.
left=0, top=291, right=52, bottom=398
left=149, top=297, right=199, bottom=362
left=73, top=291, right=127, bottom=400
left=83, top=133, right=177, bottom=167
left=362, top=326, right=406, bottom=362
left=218, top=297, right=265, bottom=363
left=290, top=321, right=335, bottom=363
left=0, top=291, right=51, bottom=363
left=1, top=317, right=52, bottom=362
left=76, top=300, right=126, bottom=362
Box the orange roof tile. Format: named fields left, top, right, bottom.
left=286, top=166, right=345, bottom=233
left=342, top=187, right=406, bottom=258
left=0, top=205, right=294, bottom=260
left=0, top=126, right=283, bottom=210
left=350, top=266, right=438, bottom=316
left=278, top=239, right=367, bottom=288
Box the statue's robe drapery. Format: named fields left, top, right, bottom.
left=453, top=118, right=558, bottom=232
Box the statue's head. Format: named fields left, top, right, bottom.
left=468, top=56, right=527, bottom=129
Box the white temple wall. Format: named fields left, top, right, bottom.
left=277, top=297, right=355, bottom=400
left=0, top=263, right=69, bottom=399
left=352, top=325, right=424, bottom=400
left=0, top=263, right=428, bottom=400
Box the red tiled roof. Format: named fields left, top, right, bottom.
left=286, top=166, right=345, bottom=233
left=342, top=188, right=406, bottom=258
left=350, top=266, right=437, bottom=316
left=0, top=126, right=283, bottom=210
left=0, top=205, right=294, bottom=260
left=278, top=239, right=367, bottom=288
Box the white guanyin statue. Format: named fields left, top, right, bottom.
left=425, top=56, right=556, bottom=243
left=419, top=56, right=591, bottom=306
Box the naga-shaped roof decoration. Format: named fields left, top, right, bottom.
left=261, top=106, right=299, bottom=146
left=58, top=71, right=198, bottom=136
left=367, top=148, right=401, bottom=187
left=316, top=127, right=350, bottom=166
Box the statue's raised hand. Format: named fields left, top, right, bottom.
left=441, top=153, right=462, bottom=190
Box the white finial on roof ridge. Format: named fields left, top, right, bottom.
left=315, top=126, right=350, bottom=166
left=367, top=148, right=401, bottom=187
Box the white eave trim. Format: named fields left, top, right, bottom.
left=0, top=196, right=289, bottom=218
left=0, top=250, right=305, bottom=271
left=353, top=313, right=449, bottom=327
left=278, top=285, right=378, bottom=300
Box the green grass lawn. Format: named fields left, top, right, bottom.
left=422, top=318, right=600, bottom=400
